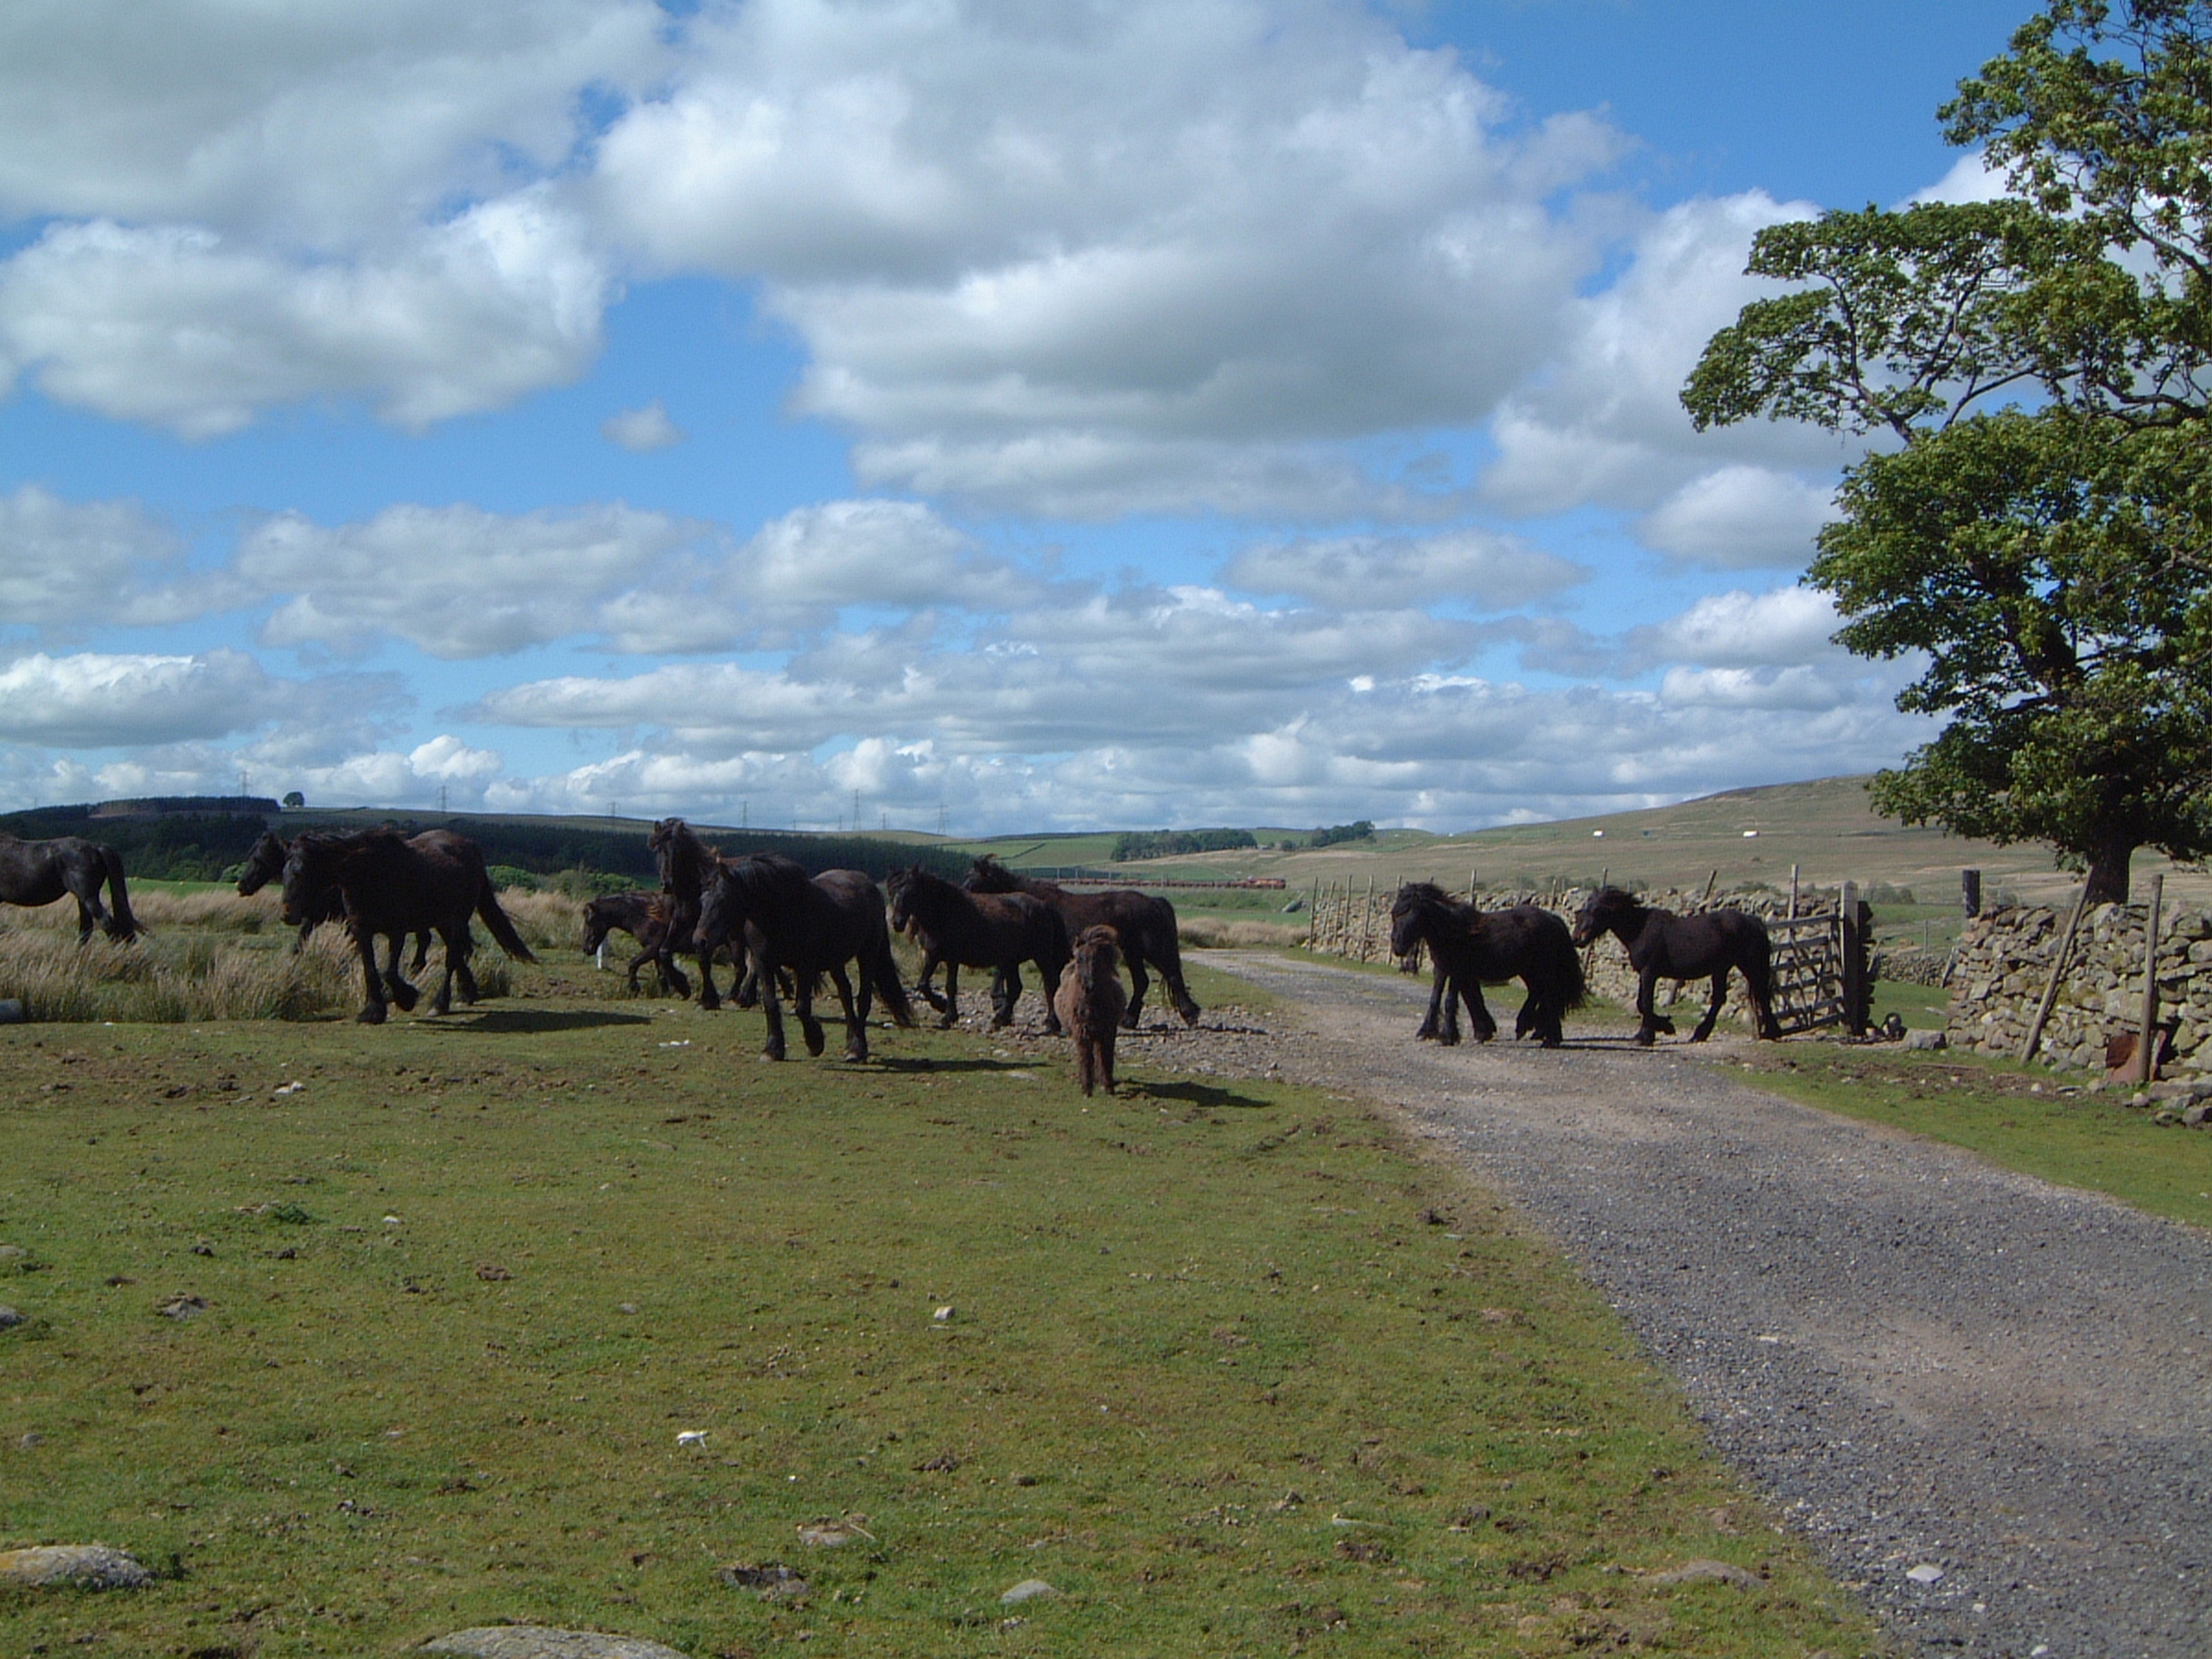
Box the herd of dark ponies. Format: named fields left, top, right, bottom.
left=0, top=818, right=1789, bottom=1085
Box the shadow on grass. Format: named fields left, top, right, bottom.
left=432, top=1008, right=656, bottom=1034
left=1121, top=1078, right=1274, bottom=1110
left=872, top=1055, right=1051, bottom=1075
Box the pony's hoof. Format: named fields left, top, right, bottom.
left=762, top=1042, right=786, bottom=1062
left=700, top=994, right=721, bottom=1012
left=1634, top=1029, right=1657, bottom=1047
left=390, top=987, right=419, bottom=1013
left=356, top=1006, right=387, bottom=1026
left=802, top=1023, right=827, bottom=1058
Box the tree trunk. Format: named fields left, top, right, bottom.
left=2081, top=831, right=2136, bottom=906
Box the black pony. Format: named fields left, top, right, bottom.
left=1388, top=883, right=1585, bottom=1048
left=239, top=828, right=433, bottom=974
left=888, top=865, right=1069, bottom=1032
left=695, top=853, right=912, bottom=1062
left=0, top=833, right=140, bottom=944
left=581, top=889, right=688, bottom=995
left=966, top=855, right=1197, bottom=1027
left=280, top=829, right=537, bottom=1023
left=1571, top=886, right=1782, bottom=1046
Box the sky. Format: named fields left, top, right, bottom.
left=0, top=0, right=2035, bottom=836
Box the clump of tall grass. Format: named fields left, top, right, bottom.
left=493, top=887, right=585, bottom=955
left=0, top=927, right=356, bottom=1022
left=3, top=888, right=281, bottom=935
left=1178, top=915, right=1302, bottom=948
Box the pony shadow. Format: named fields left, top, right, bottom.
left=434, top=1008, right=656, bottom=1035
left=1121, top=1079, right=1274, bottom=1110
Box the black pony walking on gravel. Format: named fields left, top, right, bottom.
left=888, top=865, right=1069, bottom=1033
left=694, top=853, right=912, bottom=1061
left=965, top=854, right=1197, bottom=1028
left=0, top=833, right=140, bottom=944
left=1388, top=882, right=1584, bottom=1048
left=1571, top=886, right=1782, bottom=1046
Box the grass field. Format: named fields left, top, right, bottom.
left=1, top=959, right=1878, bottom=1659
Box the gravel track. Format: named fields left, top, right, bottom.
left=1206, top=951, right=2212, bottom=1659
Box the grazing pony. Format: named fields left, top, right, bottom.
left=695, top=853, right=912, bottom=1061
left=966, top=855, right=1197, bottom=1028
left=238, top=828, right=433, bottom=974
left=280, top=829, right=537, bottom=1023
left=1571, top=886, right=1782, bottom=1046
left=1388, top=883, right=1585, bottom=1049
left=581, top=889, right=688, bottom=995
left=888, top=865, right=1069, bottom=1032
left=0, top=833, right=140, bottom=944
left=1053, top=925, right=1129, bottom=1096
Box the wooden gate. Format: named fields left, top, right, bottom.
left=1765, top=884, right=1870, bottom=1036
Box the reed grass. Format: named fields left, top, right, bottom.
left=0, top=927, right=357, bottom=1022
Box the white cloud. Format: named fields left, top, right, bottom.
left=602, top=399, right=687, bottom=452
left=1483, top=192, right=1853, bottom=516
left=1909, top=151, right=2008, bottom=206
left=0, top=2, right=666, bottom=242
left=0, top=196, right=610, bottom=437
left=1625, top=585, right=1844, bottom=671
left=0, top=486, right=237, bottom=629
left=741, top=499, right=1012, bottom=610
left=1224, top=527, right=1584, bottom=609
left=241, top=501, right=709, bottom=658
left=1637, top=465, right=1837, bottom=569
left=591, top=0, right=1621, bottom=516
left=0, top=649, right=280, bottom=747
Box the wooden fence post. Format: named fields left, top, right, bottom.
left=2135, top=872, right=2165, bottom=1086
left=1961, top=868, right=1981, bottom=918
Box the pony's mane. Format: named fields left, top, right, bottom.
left=724, top=851, right=813, bottom=906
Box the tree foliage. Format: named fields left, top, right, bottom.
left=1684, top=1, right=2212, bottom=901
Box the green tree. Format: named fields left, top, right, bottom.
left=1684, top=1, right=2212, bottom=903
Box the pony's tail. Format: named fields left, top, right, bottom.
left=100, top=845, right=143, bottom=942
left=477, top=879, right=539, bottom=963
left=865, top=917, right=916, bottom=1029
left=1553, top=924, right=1588, bottom=1011
left=1151, top=904, right=1202, bottom=1024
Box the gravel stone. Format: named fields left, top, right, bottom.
left=1211, top=951, right=2212, bottom=1659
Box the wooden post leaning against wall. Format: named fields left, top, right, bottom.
left=2135, top=872, right=2165, bottom=1086
left=2022, top=884, right=2094, bottom=1064
left=1961, top=868, right=1982, bottom=918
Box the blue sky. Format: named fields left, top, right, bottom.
left=0, top=0, right=2031, bottom=834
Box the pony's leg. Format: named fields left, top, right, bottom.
left=1689, top=971, right=1728, bottom=1042
left=1100, top=1024, right=1117, bottom=1095
left=939, top=963, right=960, bottom=1029
left=695, top=942, right=722, bottom=1011
left=381, top=933, right=421, bottom=1013
left=350, top=924, right=388, bottom=1024
left=734, top=958, right=760, bottom=1009
left=1124, top=957, right=1149, bottom=1029
left=654, top=944, right=691, bottom=999
left=1416, top=963, right=1447, bottom=1041
left=428, top=927, right=465, bottom=1016
left=1039, top=961, right=1063, bottom=1035
left=1077, top=1033, right=1096, bottom=1096
left=1634, top=967, right=1669, bottom=1044
left=756, top=952, right=788, bottom=1061
left=915, top=952, right=949, bottom=1014
left=990, top=965, right=1020, bottom=1030
left=1461, top=980, right=1498, bottom=1042
left=830, top=964, right=866, bottom=1062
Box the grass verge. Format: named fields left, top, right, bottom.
left=1720, top=1044, right=2212, bottom=1231
left=0, top=993, right=1875, bottom=1658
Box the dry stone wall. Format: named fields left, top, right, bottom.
left=1944, top=901, right=2212, bottom=1078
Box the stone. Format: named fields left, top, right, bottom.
left=1001, top=1579, right=1059, bottom=1605
left=1905, top=1563, right=1947, bottom=1585
left=0, top=1305, right=21, bottom=1329
left=1650, top=1559, right=1761, bottom=1589
left=156, top=1294, right=206, bottom=1320
left=422, top=1630, right=695, bottom=1659
left=0, top=1545, right=154, bottom=1591
left=1904, top=1030, right=1947, bottom=1051
left=0, top=1243, right=27, bottom=1260
left=718, top=1562, right=808, bottom=1602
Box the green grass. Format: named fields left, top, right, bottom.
left=1719, top=1044, right=2212, bottom=1231
left=0, top=984, right=1875, bottom=1658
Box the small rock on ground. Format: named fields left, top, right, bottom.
left=1001, top=1578, right=1059, bottom=1605
left=422, top=1630, right=694, bottom=1659
left=0, top=1545, right=153, bottom=1590
left=1649, top=1559, right=1762, bottom=1589
left=0, top=1305, right=23, bottom=1328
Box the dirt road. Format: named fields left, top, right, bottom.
left=1207, top=952, right=2212, bottom=1659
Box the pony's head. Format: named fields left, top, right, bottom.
left=1570, top=886, right=1637, bottom=947
left=1388, top=882, right=1454, bottom=959
left=235, top=830, right=288, bottom=897
left=965, top=854, right=1017, bottom=894
left=581, top=896, right=618, bottom=957
left=1072, top=924, right=1122, bottom=980
left=697, top=864, right=746, bottom=946
left=884, top=865, right=926, bottom=934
